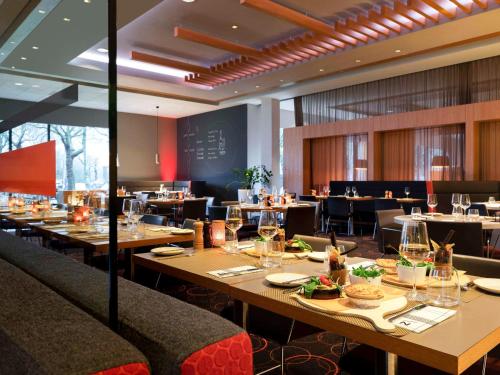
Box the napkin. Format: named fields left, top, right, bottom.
left=391, top=305, right=456, bottom=333
left=208, top=266, right=263, bottom=278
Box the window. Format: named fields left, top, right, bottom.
left=0, top=132, right=8, bottom=153
left=51, top=125, right=109, bottom=191
left=11, top=123, right=48, bottom=149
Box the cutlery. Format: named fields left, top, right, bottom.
left=216, top=268, right=261, bottom=277
left=461, top=281, right=475, bottom=291
left=282, top=286, right=303, bottom=294
left=389, top=303, right=427, bottom=321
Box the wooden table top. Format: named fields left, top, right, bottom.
left=30, top=221, right=193, bottom=253
left=317, top=196, right=426, bottom=203
left=394, top=214, right=500, bottom=230
left=0, top=210, right=69, bottom=223
left=133, top=249, right=500, bottom=374
left=238, top=203, right=309, bottom=213
left=146, top=198, right=184, bottom=205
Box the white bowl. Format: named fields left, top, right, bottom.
left=349, top=273, right=382, bottom=286
left=347, top=296, right=382, bottom=309
left=397, top=264, right=426, bottom=284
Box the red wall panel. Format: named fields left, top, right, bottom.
left=0, top=141, right=56, bottom=196
left=158, top=117, right=177, bottom=181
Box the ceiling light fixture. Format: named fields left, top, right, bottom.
left=32, top=84, right=40, bottom=88
left=63, top=17, right=71, bottom=22
left=97, top=48, right=108, bottom=53
left=38, top=9, right=46, bottom=14
left=84, top=0, right=91, bottom=3
left=255, top=85, right=261, bottom=88
left=234, top=90, right=238, bottom=94
left=394, top=49, right=401, bottom=53
left=32, top=46, right=39, bottom=50
left=20, top=57, right=27, bottom=60
left=279, top=79, right=284, bottom=82
left=182, top=0, right=196, bottom=2
left=319, top=68, right=324, bottom=72
left=9, top=41, right=15, bottom=45
left=155, top=106, right=160, bottom=165
left=355, top=59, right=361, bottom=63
left=78, top=51, right=191, bottom=78
left=11, top=66, right=15, bottom=69
left=231, top=25, right=239, bottom=29
left=15, top=83, right=23, bottom=86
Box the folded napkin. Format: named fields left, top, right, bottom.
left=208, top=265, right=263, bottom=278
left=391, top=305, right=456, bottom=333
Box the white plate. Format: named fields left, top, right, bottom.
left=171, top=229, right=194, bottom=235
left=473, top=278, right=500, bottom=294
left=308, top=252, right=326, bottom=262
left=150, top=247, right=185, bottom=256
left=265, top=273, right=311, bottom=287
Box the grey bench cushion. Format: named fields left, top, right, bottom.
left=0, top=257, right=148, bottom=375
left=0, top=231, right=245, bottom=374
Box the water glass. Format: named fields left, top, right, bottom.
left=488, top=196, right=496, bottom=204
left=411, top=207, right=422, bottom=219
left=467, top=208, right=480, bottom=221
left=427, top=267, right=460, bottom=307
left=129, top=199, right=145, bottom=239
left=452, top=206, right=462, bottom=217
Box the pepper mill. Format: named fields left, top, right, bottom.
left=193, top=220, right=204, bottom=250
left=203, top=219, right=212, bottom=248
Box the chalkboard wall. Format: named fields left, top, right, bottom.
left=177, top=105, right=247, bottom=202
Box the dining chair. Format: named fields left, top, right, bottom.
left=292, top=234, right=357, bottom=254
left=297, top=200, right=322, bottom=233
left=203, top=196, right=215, bottom=217
left=373, top=198, right=400, bottom=211
left=298, top=195, right=318, bottom=202
left=352, top=199, right=375, bottom=236
left=325, top=197, right=352, bottom=235
left=374, top=209, right=404, bottom=256
left=452, top=254, right=500, bottom=278
left=487, top=229, right=500, bottom=259
left=221, top=201, right=239, bottom=206
left=182, top=218, right=196, bottom=230
left=180, top=199, right=207, bottom=223
left=141, top=214, right=167, bottom=226
left=208, top=206, right=228, bottom=221
left=426, top=221, right=483, bottom=257
left=283, top=206, right=315, bottom=240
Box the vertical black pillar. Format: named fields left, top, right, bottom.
left=108, top=0, right=118, bottom=331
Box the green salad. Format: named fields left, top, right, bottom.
left=285, top=239, right=313, bottom=252
left=301, top=275, right=342, bottom=299
left=351, top=265, right=385, bottom=278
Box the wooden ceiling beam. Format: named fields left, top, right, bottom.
left=346, top=19, right=379, bottom=40
left=381, top=6, right=414, bottom=30
left=303, top=34, right=337, bottom=52
left=278, top=41, right=311, bottom=60
left=357, top=14, right=390, bottom=35
left=313, top=33, right=345, bottom=48
left=130, top=51, right=209, bottom=74
left=296, top=36, right=329, bottom=54
left=406, top=0, right=440, bottom=22
left=419, top=0, right=456, bottom=18
left=449, top=0, right=472, bottom=13
left=334, top=22, right=368, bottom=43
left=368, top=10, right=401, bottom=33
left=472, top=0, right=488, bottom=8
left=262, top=47, right=296, bottom=64
left=174, top=26, right=261, bottom=57
left=287, top=39, right=321, bottom=57
left=393, top=2, right=427, bottom=26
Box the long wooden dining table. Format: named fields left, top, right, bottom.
left=132, top=248, right=500, bottom=375
left=394, top=214, right=500, bottom=230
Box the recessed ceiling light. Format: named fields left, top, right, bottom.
left=84, top=0, right=91, bottom=3
left=11, top=66, right=15, bottom=69
left=234, top=90, right=238, bottom=93
left=279, top=79, right=284, bottom=82
left=20, top=57, right=27, bottom=60
left=32, top=84, right=40, bottom=88
left=63, top=17, right=71, bottom=22
left=15, top=83, right=23, bottom=86
left=319, top=68, right=324, bottom=72
left=394, top=49, right=401, bottom=53
left=387, top=110, right=394, bottom=113
left=355, top=59, right=361, bottom=63
left=32, top=46, right=39, bottom=50
left=38, top=9, right=46, bottom=14
left=9, top=41, right=15, bottom=45
left=255, top=85, right=261, bottom=88
left=182, top=0, right=195, bottom=2
left=231, top=25, right=239, bottom=29
left=0, top=52, right=4, bottom=56
left=97, top=48, right=108, bottom=53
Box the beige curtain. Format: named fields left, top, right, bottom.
left=381, top=124, right=464, bottom=181
left=480, top=120, right=500, bottom=180
left=310, top=134, right=368, bottom=189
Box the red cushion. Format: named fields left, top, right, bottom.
left=92, top=362, right=150, bottom=375
left=181, top=332, right=253, bottom=375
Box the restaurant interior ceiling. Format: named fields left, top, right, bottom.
left=0, top=0, right=500, bottom=119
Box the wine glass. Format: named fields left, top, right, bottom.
left=427, top=194, right=438, bottom=215
left=451, top=193, right=461, bottom=216
left=122, top=199, right=132, bottom=220
left=246, top=189, right=253, bottom=204
left=225, top=206, right=243, bottom=253
left=352, top=186, right=358, bottom=197
left=258, top=210, right=279, bottom=268
left=399, top=220, right=431, bottom=301
left=460, top=194, right=471, bottom=217
left=345, top=186, right=351, bottom=197
left=129, top=199, right=145, bottom=238
left=404, top=187, right=410, bottom=198
left=258, top=189, right=265, bottom=207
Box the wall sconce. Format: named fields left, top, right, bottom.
left=211, top=220, right=226, bottom=246
left=354, top=159, right=368, bottom=170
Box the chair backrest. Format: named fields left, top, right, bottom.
left=221, top=201, right=239, bottom=207
left=298, top=195, right=318, bottom=202
left=374, top=198, right=400, bottom=211
left=146, top=204, right=159, bottom=215
left=297, top=201, right=321, bottom=232
left=327, top=197, right=350, bottom=217
left=426, top=221, right=483, bottom=257
left=284, top=206, right=315, bottom=240
left=452, top=254, right=500, bottom=278
left=203, top=196, right=215, bottom=216
left=467, top=204, right=488, bottom=217
left=375, top=208, right=405, bottom=228
left=208, top=206, right=228, bottom=221
left=141, top=214, right=167, bottom=226
left=182, top=218, right=196, bottom=229
left=182, top=199, right=207, bottom=221
left=292, top=234, right=331, bottom=252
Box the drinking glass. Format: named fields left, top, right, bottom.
left=122, top=198, right=132, bottom=223
left=427, top=194, right=438, bottom=214
left=129, top=199, right=145, bottom=239
left=345, top=186, right=351, bottom=197
left=352, top=186, right=358, bottom=197
left=225, top=206, right=243, bottom=253
left=404, top=187, right=410, bottom=198
left=488, top=196, right=496, bottom=204
left=258, top=210, right=279, bottom=267
left=258, top=188, right=265, bottom=207
left=246, top=189, right=254, bottom=204
left=467, top=208, right=480, bottom=221
left=451, top=193, right=461, bottom=211
left=460, top=194, right=471, bottom=217
left=411, top=207, right=422, bottom=219
left=399, top=221, right=431, bottom=301
left=427, top=267, right=460, bottom=307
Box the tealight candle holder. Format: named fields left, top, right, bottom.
left=211, top=220, right=226, bottom=246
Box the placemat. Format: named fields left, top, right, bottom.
left=258, top=287, right=415, bottom=337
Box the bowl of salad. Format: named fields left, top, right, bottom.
left=396, top=255, right=432, bottom=284
left=349, top=265, right=384, bottom=286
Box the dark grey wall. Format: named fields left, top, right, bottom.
left=177, top=105, right=248, bottom=202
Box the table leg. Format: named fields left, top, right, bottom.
left=83, top=248, right=93, bottom=266
left=374, top=350, right=398, bottom=375
left=124, top=248, right=133, bottom=279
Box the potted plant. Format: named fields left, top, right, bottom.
left=229, top=165, right=273, bottom=203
